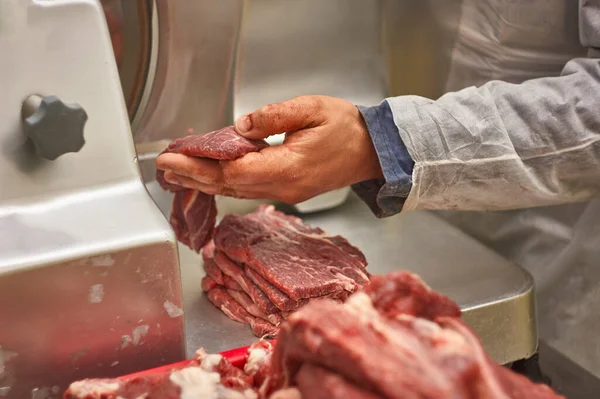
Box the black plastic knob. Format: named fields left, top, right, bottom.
left=22, top=95, right=88, bottom=160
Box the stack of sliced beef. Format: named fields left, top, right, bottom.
left=156, top=126, right=268, bottom=252
left=201, top=204, right=370, bottom=337
left=64, top=271, right=564, bottom=399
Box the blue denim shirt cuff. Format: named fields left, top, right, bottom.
left=351, top=100, right=415, bottom=218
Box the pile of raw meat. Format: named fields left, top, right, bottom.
left=200, top=204, right=370, bottom=337
left=64, top=271, right=564, bottom=399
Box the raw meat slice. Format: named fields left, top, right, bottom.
left=362, top=271, right=461, bottom=321
left=228, top=289, right=283, bottom=326
left=157, top=127, right=268, bottom=251
left=295, top=364, right=383, bottom=399
left=214, top=205, right=369, bottom=301
left=203, top=257, right=225, bottom=285
left=202, top=275, right=218, bottom=292
left=245, top=267, right=349, bottom=312
left=264, top=271, right=564, bottom=399
left=170, top=190, right=217, bottom=252
left=245, top=267, right=305, bottom=312
left=202, top=241, right=243, bottom=291
left=202, top=239, right=216, bottom=261
left=213, top=250, right=279, bottom=315
left=156, top=126, right=268, bottom=192
left=224, top=275, right=244, bottom=291
left=207, top=287, right=278, bottom=338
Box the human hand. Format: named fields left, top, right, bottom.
left=156, top=95, right=383, bottom=204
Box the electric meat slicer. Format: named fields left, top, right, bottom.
left=0, top=1, right=186, bottom=397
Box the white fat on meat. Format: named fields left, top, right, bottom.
left=169, top=367, right=258, bottom=399
left=244, top=346, right=269, bottom=376
left=170, top=368, right=220, bottom=399
left=345, top=291, right=375, bottom=315
left=328, top=270, right=359, bottom=292
left=67, top=381, right=121, bottom=397
left=201, top=354, right=224, bottom=372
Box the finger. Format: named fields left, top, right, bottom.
left=163, top=171, right=212, bottom=192
left=157, top=153, right=222, bottom=185
left=220, top=146, right=298, bottom=186
left=234, top=95, right=329, bottom=140
left=164, top=172, right=269, bottom=200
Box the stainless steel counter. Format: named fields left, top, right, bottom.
left=146, top=182, right=538, bottom=365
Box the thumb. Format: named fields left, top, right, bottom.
left=234, top=96, right=327, bottom=140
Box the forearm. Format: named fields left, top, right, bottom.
left=390, top=56, right=600, bottom=211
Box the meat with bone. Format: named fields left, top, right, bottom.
left=262, top=271, right=564, bottom=399
left=156, top=126, right=268, bottom=251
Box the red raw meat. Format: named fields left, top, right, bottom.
left=244, top=268, right=305, bottom=312
left=263, top=271, right=564, bottom=399
left=201, top=239, right=216, bottom=261
left=203, top=257, right=225, bottom=285
left=207, top=287, right=278, bottom=338
left=157, top=127, right=268, bottom=251
left=363, top=271, right=461, bottom=320
left=64, top=346, right=256, bottom=399
left=244, top=340, right=275, bottom=389
left=214, top=205, right=369, bottom=301
left=295, top=364, right=383, bottom=399
left=194, top=348, right=254, bottom=390
left=224, top=275, right=244, bottom=291
left=227, top=289, right=283, bottom=326
left=65, top=272, right=562, bottom=399
left=212, top=250, right=279, bottom=315
left=169, top=190, right=216, bottom=252
left=201, top=275, right=218, bottom=292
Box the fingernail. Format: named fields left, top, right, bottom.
left=235, top=115, right=252, bottom=134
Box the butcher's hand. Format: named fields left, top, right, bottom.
left=157, top=96, right=383, bottom=204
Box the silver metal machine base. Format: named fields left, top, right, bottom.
left=147, top=182, right=538, bottom=366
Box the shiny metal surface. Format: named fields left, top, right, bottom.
left=0, top=1, right=183, bottom=397
left=132, top=0, right=243, bottom=145
left=146, top=181, right=538, bottom=366
left=232, top=0, right=388, bottom=213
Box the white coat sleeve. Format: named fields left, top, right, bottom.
left=389, top=0, right=600, bottom=211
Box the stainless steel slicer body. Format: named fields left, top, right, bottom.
left=0, top=1, right=184, bottom=397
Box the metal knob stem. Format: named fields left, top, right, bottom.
left=22, top=95, right=88, bottom=160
